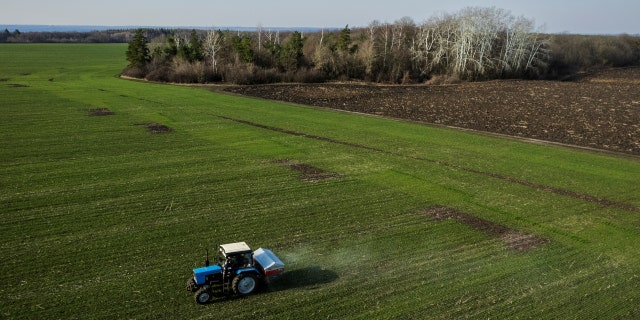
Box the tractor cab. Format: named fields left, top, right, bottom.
left=187, top=241, right=284, bottom=304
left=219, top=242, right=253, bottom=269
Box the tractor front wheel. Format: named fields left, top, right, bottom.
left=232, top=274, right=258, bottom=295
left=194, top=287, right=211, bottom=304
left=186, top=278, right=198, bottom=292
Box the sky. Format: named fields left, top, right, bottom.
left=2, top=0, right=639, bottom=34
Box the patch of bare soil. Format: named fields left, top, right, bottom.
left=274, top=159, right=343, bottom=182
left=8, top=83, right=29, bottom=88
left=88, top=108, right=115, bottom=116
left=222, top=68, right=640, bottom=156
left=134, top=123, right=173, bottom=134
left=423, top=206, right=549, bottom=252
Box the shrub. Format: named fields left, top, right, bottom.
left=144, top=66, right=171, bottom=82
left=121, top=66, right=147, bottom=79
left=163, top=60, right=218, bottom=83
left=222, top=64, right=281, bottom=85
left=547, top=34, right=640, bottom=76
left=293, top=68, right=328, bottom=83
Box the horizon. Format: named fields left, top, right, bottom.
left=2, top=24, right=638, bottom=36
left=2, top=1, right=640, bottom=35
left=1, top=24, right=333, bottom=33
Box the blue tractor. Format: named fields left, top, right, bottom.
left=186, top=242, right=285, bottom=304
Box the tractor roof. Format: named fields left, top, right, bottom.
left=219, top=242, right=252, bottom=255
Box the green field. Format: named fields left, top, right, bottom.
left=1, top=44, right=639, bottom=319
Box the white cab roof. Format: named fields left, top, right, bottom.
left=220, top=242, right=252, bottom=254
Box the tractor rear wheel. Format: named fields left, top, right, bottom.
left=194, top=287, right=211, bottom=304
left=232, top=273, right=258, bottom=295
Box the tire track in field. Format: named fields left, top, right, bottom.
left=217, top=115, right=640, bottom=213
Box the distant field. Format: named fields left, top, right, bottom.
left=1, top=44, right=639, bottom=319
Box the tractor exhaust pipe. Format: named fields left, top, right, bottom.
left=205, top=249, right=210, bottom=267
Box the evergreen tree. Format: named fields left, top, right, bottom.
left=126, top=29, right=151, bottom=68
left=0, top=29, right=10, bottom=42
left=280, top=31, right=304, bottom=71
left=232, top=35, right=254, bottom=63
left=338, top=25, right=352, bottom=52
left=256, top=38, right=281, bottom=69
left=164, top=35, right=178, bottom=57
left=336, top=25, right=358, bottom=54
left=188, top=30, right=204, bottom=62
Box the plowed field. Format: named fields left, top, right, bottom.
left=223, top=68, right=640, bottom=156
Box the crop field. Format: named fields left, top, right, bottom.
left=1, top=44, right=639, bottom=319
left=225, top=72, right=640, bottom=156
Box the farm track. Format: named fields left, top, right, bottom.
left=221, top=68, right=640, bottom=156
left=218, top=115, right=640, bottom=214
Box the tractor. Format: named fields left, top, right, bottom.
left=186, top=242, right=285, bottom=304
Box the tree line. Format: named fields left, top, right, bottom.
left=0, top=28, right=146, bottom=43
left=124, top=8, right=640, bottom=84
left=124, top=7, right=556, bottom=83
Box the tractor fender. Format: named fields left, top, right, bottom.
left=236, top=267, right=260, bottom=276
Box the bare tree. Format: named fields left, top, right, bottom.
left=411, top=22, right=437, bottom=75
left=525, top=32, right=550, bottom=74
left=378, top=22, right=392, bottom=74
left=361, top=21, right=380, bottom=77
left=257, top=23, right=263, bottom=52
left=312, top=28, right=334, bottom=75
left=204, top=29, right=223, bottom=72
left=410, top=7, right=548, bottom=79
left=497, top=15, right=550, bottom=76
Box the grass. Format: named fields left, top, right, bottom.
left=1, top=44, right=639, bottom=319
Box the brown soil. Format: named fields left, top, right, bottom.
left=222, top=68, right=640, bottom=156
left=134, top=123, right=173, bottom=134
left=423, top=206, right=549, bottom=252
left=274, top=159, right=343, bottom=182
left=88, top=108, right=115, bottom=116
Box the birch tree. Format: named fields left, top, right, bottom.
left=257, top=24, right=263, bottom=52
left=410, top=7, right=549, bottom=80
left=498, top=15, right=549, bottom=76
left=312, top=29, right=332, bottom=74
left=411, top=20, right=444, bottom=76
left=379, top=22, right=392, bottom=76
left=204, top=29, right=223, bottom=72
left=360, top=21, right=379, bottom=78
